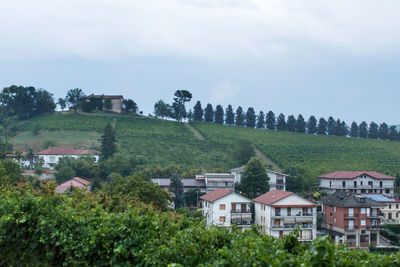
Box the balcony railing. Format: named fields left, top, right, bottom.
left=344, top=226, right=359, bottom=231
left=344, top=213, right=359, bottom=219
left=271, top=224, right=314, bottom=229
left=231, top=210, right=251, bottom=214
left=320, top=185, right=393, bottom=190
left=273, top=213, right=315, bottom=217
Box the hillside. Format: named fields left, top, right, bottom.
left=14, top=112, right=400, bottom=176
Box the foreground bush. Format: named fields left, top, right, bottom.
left=0, top=189, right=399, bottom=266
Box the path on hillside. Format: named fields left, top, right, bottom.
left=254, top=147, right=282, bottom=172
left=184, top=123, right=205, bottom=140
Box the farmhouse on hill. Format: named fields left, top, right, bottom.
left=85, top=94, right=124, bottom=113
left=36, top=146, right=100, bottom=169
left=55, top=177, right=91, bottom=193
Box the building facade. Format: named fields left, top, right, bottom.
left=362, top=194, right=400, bottom=224
left=254, top=190, right=317, bottom=241
left=36, top=146, right=100, bottom=169
left=196, top=173, right=235, bottom=192
left=85, top=94, right=124, bottom=113
left=230, top=167, right=288, bottom=191
left=318, top=171, right=395, bottom=197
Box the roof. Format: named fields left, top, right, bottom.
left=151, top=178, right=206, bottom=187
left=321, top=191, right=385, bottom=207
left=318, top=171, right=395, bottom=180
left=203, top=173, right=235, bottom=178
left=36, top=146, right=100, bottom=156
left=5, top=151, right=27, bottom=157
left=200, top=188, right=232, bottom=202
left=361, top=194, right=400, bottom=203
left=55, top=177, right=90, bottom=193
left=86, top=94, right=123, bottom=99
left=253, top=190, right=293, bottom=205
left=230, top=166, right=289, bottom=176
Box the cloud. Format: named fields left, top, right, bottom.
left=210, top=80, right=239, bottom=103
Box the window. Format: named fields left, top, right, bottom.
left=219, top=216, right=225, bottom=223
left=342, top=181, right=346, bottom=188
left=361, top=220, right=366, bottom=226
left=386, top=189, right=390, bottom=194
left=360, top=181, right=363, bottom=186
left=329, top=181, right=332, bottom=187
left=397, top=204, right=399, bottom=209
left=334, top=218, right=336, bottom=223
left=389, top=204, right=392, bottom=209
left=368, top=181, right=373, bottom=188
left=371, top=233, right=377, bottom=242
left=219, top=204, right=225, bottom=210
left=360, top=235, right=369, bottom=243
left=380, top=181, right=383, bottom=188
left=347, top=235, right=356, bottom=243
left=361, top=208, right=366, bottom=214
left=334, top=206, right=336, bottom=212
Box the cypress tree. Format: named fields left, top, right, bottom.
left=327, top=117, right=336, bottom=136
left=266, top=111, right=276, bottom=130
left=368, top=122, right=379, bottom=139
left=307, top=116, right=317, bottom=134
left=256, top=111, right=265, bottom=129
left=245, top=107, right=256, bottom=128
left=389, top=126, right=398, bottom=141
left=350, top=122, right=359, bottom=137
left=317, top=118, right=327, bottom=135
left=276, top=113, right=286, bottom=131
left=99, top=123, right=117, bottom=160
left=359, top=121, right=368, bottom=138
left=214, top=105, right=224, bottom=124
left=225, top=105, right=234, bottom=125
left=340, top=121, right=349, bottom=136
left=169, top=173, right=184, bottom=208
left=378, top=123, right=389, bottom=140
left=204, top=103, right=214, bottom=123
left=334, top=119, right=342, bottom=136
left=235, top=106, right=245, bottom=126
left=193, top=101, right=203, bottom=121
left=296, top=114, right=306, bottom=133
left=287, top=115, right=296, bottom=132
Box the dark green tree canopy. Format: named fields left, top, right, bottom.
left=276, top=113, right=286, bottom=131
left=123, top=99, right=138, bottom=114
left=233, top=140, right=255, bottom=166
left=256, top=111, right=265, bottom=129
left=66, top=88, right=85, bottom=113
left=296, top=114, right=306, bottom=133
left=359, top=121, right=368, bottom=138
left=317, top=118, right=327, bottom=135
left=235, top=106, right=244, bottom=126
left=389, top=125, right=398, bottom=141
left=327, top=117, right=336, bottom=136
left=307, top=116, right=317, bottom=134
left=214, top=105, right=224, bottom=124
left=204, top=103, right=214, bottom=123
left=349, top=122, right=359, bottom=138
left=245, top=107, right=256, bottom=128
left=238, top=157, right=269, bottom=198
left=266, top=111, right=276, bottom=130
left=287, top=115, right=296, bottom=132
left=378, top=123, right=389, bottom=140
left=225, top=105, right=234, bottom=125
left=57, top=98, right=67, bottom=111
left=154, top=100, right=172, bottom=118
left=368, top=122, right=378, bottom=139
left=100, top=123, right=117, bottom=160
left=169, top=173, right=184, bottom=209
left=173, top=90, right=192, bottom=121
left=193, top=101, right=203, bottom=121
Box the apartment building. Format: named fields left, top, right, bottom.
left=362, top=194, right=400, bottom=224
left=230, top=167, right=288, bottom=191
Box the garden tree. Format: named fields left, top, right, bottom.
left=103, top=98, right=113, bottom=111
left=169, top=173, right=184, bottom=209
left=237, top=157, right=269, bottom=198
left=82, top=98, right=103, bottom=113
left=90, top=178, right=102, bottom=192
left=26, top=148, right=35, bottom=169
left=245, top=107, right=256, bottom=128
left=295, top=114, right=306, bottom=133
left=378, top=123, right=389, bottom=140
left=334, top=119, right=348, bottom=136
left=349, top=122, right=359, bottom=137
left=172, top=102, right=187, bottom=120
left=233, top=140, right=255, bottom=166
left=0, top=159, right=21, bottom=186
left=256, top=111, right=265, bottom=129
left=66, top=88, right=85, bottom=113
left=317, top=118, right=327, bottom=135
left=276, top=113, right=286, bottom=131
left=173, top=90, right=192, bottom=122
left=327, top=117, right=336, bottom=136
left=285, top=166, right=315, bottom=193
left=368, top=122, right=379, bottom=139
left=358, top=121, right=368, bottom=138
left=341, top=121, right=349, bottom=136
left=235, top=106, right=245, bottom=126
left=193, top=101, right=203, bottom=121
left=123, top=99, right=138, bottom=114
left=187, top=109, right=194, bottom=121
left=286, top=115, right=296, bottom=132
left=389, top=125, right=398, bottom=141
left=184, top=188, right=200, bottom=207
left=154, top=100, right=172, bottom=118
left=0, top=125, right=15, bottom=159
left=101, top=174, right=172, bottom=211
left=306, top=116, right=317, bottom=134
left=99, top=123, right=117, bottom=159
left=99, top=155, right=145, bottom=179
left=57, top=98, right=66, bottom=111
left=225, top=105, right=234, bottom=125
left=204, top=103, right=214, bottom=123
left=55, top=156, right=99, bottom=183
left=266, top=111, right=276, bottom=130
left=55, top=166, right=76, bottom=184
left=214, top=105, right=224, bottom=124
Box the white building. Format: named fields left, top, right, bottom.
left=254, top=190, right=317, bottom=241
left=230, top=166, right=288, bottom=191
left=5, top=152, right=32, bottom=168
left=318, top=171, right=395, bottom=197
left=36, top=146, right=100, bottom=169
left=196, top=173, right=235, bottom=192
left=200, top=188, right=252, bottom=231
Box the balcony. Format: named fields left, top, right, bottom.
left=273, top=212, right=315, bottom=218
left=231, top=213, right=252, bottom=225
left=271, top=224, right=314, bottom=229
left=344, top=213, right=359, bottom=219
left=320, top=185, right=393, bottom=190
left=344, top=226, right=359, bottom=231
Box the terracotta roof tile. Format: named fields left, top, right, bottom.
left=36, top=146, right=100, bottom=156
left=318, top=171, right=395, bottom=180
left=253, top=190, right=293, bottom=205
left=200, top=188, right=232, bottom=202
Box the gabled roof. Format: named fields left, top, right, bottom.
left=86, top=94, right=123, bottom=99
left=321, top=191, right=385, bottom=207
left=36, top=146, right=100, bottom=156
left=230, top=166, right=289, bottom=176
left=253, top=190, right=293, bottom=205
left=361, top=194, right=400, bottom=203
left=55, top=177, right=90, bottom=193
left=318, top=171, right=395, bottom=180
left=200, top=188, right=232, bottom=202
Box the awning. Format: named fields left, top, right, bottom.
left=284, top=218, right=296, bottom=224
left=241, top=214, right=252, bottom=221
left=231, top=216, right=242, bottom=223
left=295, top=217, right=313, bottom=223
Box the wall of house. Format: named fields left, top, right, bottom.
left=38, top=154, right=100, bottom=169
left=105, top=98, right=123, bottom=113
left=266, top=171, right=286, bottom=191
left=382, top=202, right=400, bottom=223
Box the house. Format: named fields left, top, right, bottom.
left=318, top=171, right=396, bottom=197
left=254, top=190, right=317, bottom=241
left=36, top=146, right=100, bottom=169
left=230, top=166, right=288, bottom=191
left=151, top=178, right=206, bottom=194
left=196, top=173, right=235, bottom=192
left=200, top=188, right=252, bottom=231
left=361, top=194, right=400, bottom=223
left=320, top=191, right=385, bottom=248
left=55, top=177, right=90, bottom=193
left=85, top=94, right=124, bottom=113
left=5, top=152, right=32, bottom=168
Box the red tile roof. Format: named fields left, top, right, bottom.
left=200, top=188, right=232, bottom=202
left=72, top=177, right=90, bottom=185
left=55, top=177, right=90, bottom=193
left=318, top=171, right=395, bottom=180
left=86, top=94, right=123, bottom=99
left=36, top=146, right=100, bottom=156
left=253, top=190, right=293, bottom=205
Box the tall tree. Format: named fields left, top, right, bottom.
left=287, top=115, right=296, bottom=132
left=66, top=88, right=85, bottom=113
left=334, top=119, right=342, bottom=136
left=204, top=103, right=214, bottom=123
left=327, top=117, right=336, bottom=136
left=99, top=123, right=117, bottom=160
left=235, top=106, right=245, bottom=126
left=349, top=122, right=359, bottom=137
left=317, top=118, right=327, bottom=135
left=26, top=148, right=35, bottom=170
left=123, top=99, right=138, bottom=114
left=245, top=107, right=256, bottom=128
left=368, top=122, right=379, bottom=139
left=296, top=114, right=306, bottom=133
left=359, top=121, right=368, bottom=138
left=256, top=111, right=265, bottom=129
left=389, top=126, right=398, bottom=141
left=103, top=98, right=113, bottom=111
left=173, top=90, right=192, bottom=122
left=276, top=113, right=286, bottom=131
left=307, top=116, right=317, bottom=134
left=169, top=173, right=184, bottom=209
left=225, top=105, right=234, bottom=125
left=214, top=105, right=224, bottom=124
left=238, top=157, right=269, bottom=198
left=154, top=100, right=172, bottom=118
left=0, top=126, right=15, bottom=159
left=378, top=123, right=389, bottom=140
left=266, top=111, right=276, bottom=130
left=193, top=101, right=203, bottom=121
left=233, top=140, right=255, bottom=166
left=57, top=98, right=66, bottom=111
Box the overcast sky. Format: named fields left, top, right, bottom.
left=1, top=0, right=399, bottom=124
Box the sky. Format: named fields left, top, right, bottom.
left=1, top=0, right=400, bottom=124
